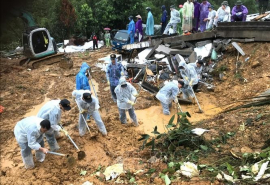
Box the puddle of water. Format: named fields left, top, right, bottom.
left=136, top=93, right=223, bottom=135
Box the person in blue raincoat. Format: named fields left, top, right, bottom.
left=156, top=80, right=181, bottom=115
left=128, top=16, right=135, bottom=44
left=114, top=77, right=138, bottom=126
left=178, top=59, right=199, bottom=103
left=106, top=54, right=125, bottom=102
left=146, top=7, right=154, bottom=36
left=76, top=62, right=91, bottom=91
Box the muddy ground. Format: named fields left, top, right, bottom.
left=0, top=43, right=269, bottom=185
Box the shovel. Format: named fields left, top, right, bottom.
left=88, top=70, right=98, bottom=99
left=59, top=124, right=86, bottom=160
left=74, top=98, right=92, bottom=136
left=189, top=85, right=204, bottom=113
left=47, top=151, right=76, bottom=167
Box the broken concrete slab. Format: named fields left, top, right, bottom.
left=138, top=48, right=153, bottom=61
left=141, top=81, right=159, bottom=94
left=195, top=40, right=212, bottom=47
left=163, top=32, right=216, bottom=43
left=155, top=45, right=171, bottom=55
left=145, top=40, right=163, bottom=60
left=169, top=40, right=186, bottom=48
left=169, top=48, right=193, bottom=56
left=188, top=51, right=197, bottom=63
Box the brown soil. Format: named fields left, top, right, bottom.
left=0, top=43, right=269, bottom=185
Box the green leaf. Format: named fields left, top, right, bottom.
left=164, top=174, right=171, bottom=185
left=168, top=162, right=175, bottom=168
left=168, top=115, right=175, bottom=125
left=152, top=126, right=160, bottom=135
left=200, top=145, right=208, bottom=151
left=138, top=134, right=150, bottom=141
left=147, top=168, right=156, bottom=174
left=207, top=167, right=215, bottom=172
left=129, top=177, right=135, bottom=183
left=80, top=169, right=87, bottom=176
left=226, top=162, right=234, bottom=175
left=199, top=164, right=207, bottom=169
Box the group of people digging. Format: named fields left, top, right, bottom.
left=14, top=53, right=203, bottom=169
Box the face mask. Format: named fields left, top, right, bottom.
left=121, top=84, right=127, bottom=88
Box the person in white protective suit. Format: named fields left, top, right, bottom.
left=214, top=1, right=231, bottom=26
left=37, top=99, right=71, bottom=151
left=14, top=116, right=51, bottom=169
left=188, top=60, right=204, bottom=80
left=178, top=60, right=199, bottom=102
left=204, top=5, right=216, bottom=30
left=72, top=90, right=107, bottom=136
left=156, top=80, right=181, bottom=115
left=163, top=5, right=181, bottom=35
left=114, top=77, right=139, bottom=126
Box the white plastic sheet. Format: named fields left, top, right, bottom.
left=58, top=41, right=104, bottom=53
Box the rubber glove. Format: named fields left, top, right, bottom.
left=80, top=109, right=87, bottom=114
left=185, top=76, right=189, bottom=81
left=133, top=93, right=139, bottom=97
left=174, top=97, right=178, bottom=103
left=121, top=72, right=124, bottom=76
left=107, top=81, right=110, bottom=85
left=61, top=129, right=68, bottom=136
left=189, top=79, right=193, bottom=86
left=128, top=100, right=135, bottom=106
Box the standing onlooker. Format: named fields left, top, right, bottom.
left=182, top=0, right=194, bottom=32
left=163, top=5, right=181, bottom=35
left=106, top=54, right=125, bottom=102
left=114, top=77, right=139, bottom=126
left=258, top=0, right=269, bottom=14
left=104, top=30, right=111, bottom=48
left=204, top=5, right=216, bottom=30
left=161, top=5, right=168, bottom=34
left=92, top=33, right=98, bottom=50
left=214, top=1, right=231, bottom=26
left=146, top=7, right=154, bottom=37
left=193, top=0, right=201, bottom=32
left=199, top=0, right=211, bottom=32
left=128, top=16, right=135, bottom=44
left=135, top=15, right=143, bottom=42
left=231, top=0, right=248, bottom=22
left=178, top=5, right=184, bottom=34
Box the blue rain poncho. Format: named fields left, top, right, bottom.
left=106, top=59, right=124, bottom=87
left=114, top=78, right=137, bottom=110
left=76, top=62, right=91, bottom=90
left=14, top=116, right=47, bottom=169
left=179, top=61, right=199, bottom=86
left=156, top=81, right=179, bottom=105
left=72, top=90, right=107, bottom=136
left=146, top=11, right=154, bottom=36
left=128, top=19, right=135, bottom=44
